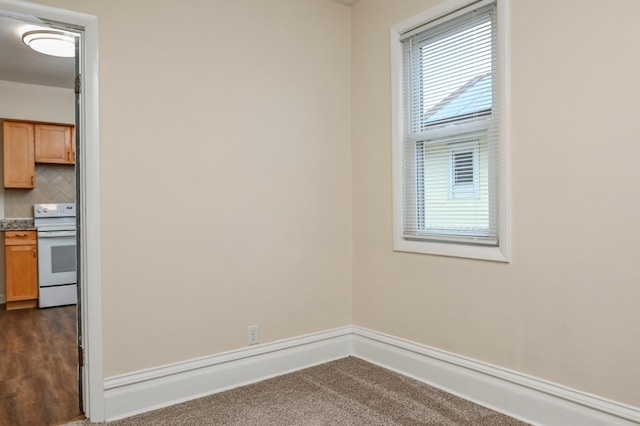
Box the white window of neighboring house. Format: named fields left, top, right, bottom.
left=391, top=0, right=510, bottom=262
left=449, top=141, right=479, bottom=200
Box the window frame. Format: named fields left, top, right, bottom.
left=391, top=0, right=511, bottom=262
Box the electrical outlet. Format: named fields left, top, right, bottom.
left=247, top=324, right=259, bottom=345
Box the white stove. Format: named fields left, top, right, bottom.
left=34, top=203, right=77, bottom=308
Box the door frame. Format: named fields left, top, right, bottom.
left=0, top=0, right=104, bottom=421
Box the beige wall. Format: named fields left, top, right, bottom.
left=352, top=0, right=640, bottom=407
left=18, top=0, right=353, bottom=376
left=0, top=80, right=74, bottom=124
left=7, top=0, right=639, bottom=411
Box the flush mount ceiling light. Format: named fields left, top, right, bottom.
left=22, top=30, right=76, bottom=58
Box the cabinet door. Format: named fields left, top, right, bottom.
left=3, top=121, right=35, bottom=188
left=5, top=244, right=38, bottom=302
left=35, top=124, right=74, bottom=164
left=71, top=126, right=76, bottom=163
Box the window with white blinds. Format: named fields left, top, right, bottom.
left=392, top=0, right=509, bottom=261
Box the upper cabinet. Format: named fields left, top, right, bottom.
left=35, top=123, right=75, bottom=165
left=3, top=121, right=35, bottom=189
left=2, top=120, right=75, bottom=189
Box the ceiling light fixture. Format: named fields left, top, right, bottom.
left=22, top=30, right=76, bottom=58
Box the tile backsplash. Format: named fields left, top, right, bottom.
left=4, top=164, right=75, bottom=218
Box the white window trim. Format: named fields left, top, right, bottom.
left=390, top=0, right=511, bottom=262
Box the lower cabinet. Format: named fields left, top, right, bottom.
left=5, top=231, right=38, bottom=310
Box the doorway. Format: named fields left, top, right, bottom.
left=0, top=1, right=102, bottom=422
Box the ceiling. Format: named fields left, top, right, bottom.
left=0, top=12, right=76, bottom=89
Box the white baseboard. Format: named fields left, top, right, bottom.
left=103, top=326, right=353, bottom=421
left=352, top=326, right=640, bottom=426
left=101, top=325, right=640, bottom=425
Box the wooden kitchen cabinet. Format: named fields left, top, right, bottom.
left=5, top=231, right=38, bottom=310
left=2, top=120, right=75, bottom=188
left=35, top=123, right=75, bottom=164
left=3, top=120, right=35, bottom=189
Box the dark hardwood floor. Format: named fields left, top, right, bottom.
left=0, top=305, right=82, bottom=426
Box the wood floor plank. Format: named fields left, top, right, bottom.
left=0, top=305, right=81, bottom=426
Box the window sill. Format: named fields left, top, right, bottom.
left=393, top=237, right=510, bottom=262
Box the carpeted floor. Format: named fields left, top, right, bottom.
left=65, top=357, right=529, bottom=425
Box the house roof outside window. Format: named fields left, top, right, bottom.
left=424, top=72, right=492, bottom=126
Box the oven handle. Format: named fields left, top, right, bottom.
left=37, top=231, right=77, bottom=238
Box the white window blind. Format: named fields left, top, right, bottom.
left=401, top=0, right=498, bottom=246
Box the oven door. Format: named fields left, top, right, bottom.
left=37, top=230, right=77, bottom=286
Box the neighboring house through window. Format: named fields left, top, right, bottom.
left=391, top=0, right=510, bottom=261
left=449, top=141, right=479, bottom=200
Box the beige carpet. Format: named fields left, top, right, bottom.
left=65, top=357, right=529, bottom=425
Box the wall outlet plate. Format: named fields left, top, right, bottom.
left=247, top=324, right=259, bottom=345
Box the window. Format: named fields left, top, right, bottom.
left=391, top=0, right=510, bottom=261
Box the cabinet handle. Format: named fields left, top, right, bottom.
left=31, top=176, right=34, bottom=186
left=16, top=233, right=27, bottom=237
left=33, top=248, right=36, bottom=258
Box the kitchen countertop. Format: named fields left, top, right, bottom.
left=0, top=218, right=36, bottom=231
